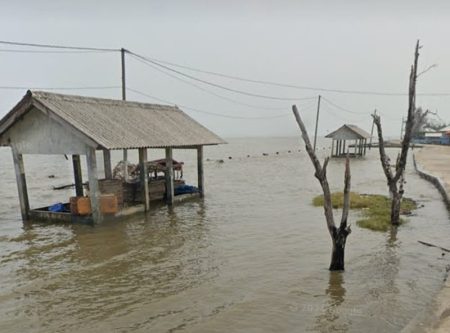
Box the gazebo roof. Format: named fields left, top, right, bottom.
left=325, top=124, right=371, bottom=140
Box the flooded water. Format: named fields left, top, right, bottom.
left=1, top=137, right=449, bottom=333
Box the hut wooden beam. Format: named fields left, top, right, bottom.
left=86, top=147, right=102, bottom=223
left=72, top=154, right=83, bottom=196
left=139, top=148, right=150, bottom=211
left=103, top=149, right=112, bottom=179
left=197, top=146, right=204, bottom=197
left=165, top=148, right=174, bottom=205
left=11, top=147, right=30, bottom=220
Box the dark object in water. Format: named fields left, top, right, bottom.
left=228, top=156, right=232, bottom=159
left=247, top=155, right=250, bottom=158
left=288, top=150, right=291, bottom=153
left=262, top=153, right=269, bottom=156
left=276, top=152, right=279, bottom=155
left=48, top=175, right=55, bottom=178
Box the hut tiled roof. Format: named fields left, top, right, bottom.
left=0, top=91, right=225, bottom=149
left=325, top=124, right=371, bottom=140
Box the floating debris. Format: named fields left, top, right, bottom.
left=262, top=153, right=269, bottom=156
left=228, top=156, right=232, bottom=160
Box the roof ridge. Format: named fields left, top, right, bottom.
left=30, top=90, right=178, bottom=111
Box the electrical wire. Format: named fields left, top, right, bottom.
left=127, top=51, right=317, bottom=101
left=129, top=54, right=292, bottom=111
left=0, top=85, right=121, bottom=91
left=2, top=40, right=450, bottom=97
left=127, top=51, right=450, bottom=97
left=0, top=48, right=110, bottom=54
left=0, top=40, right=119, bottom=52
left=127, top=87, right=311, bottom=119
left=321, top=97, right=368, bottom=115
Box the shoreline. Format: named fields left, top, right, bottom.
left=404, top=145, right=450, bottom=332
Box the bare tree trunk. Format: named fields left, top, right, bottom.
left=293, top=105, right=351, bottom=271
left=372, top=40, right=421, bottom=226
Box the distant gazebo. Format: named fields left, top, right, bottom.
left=325, top=124, right=371, bottom=157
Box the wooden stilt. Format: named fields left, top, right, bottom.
left=103, top=150, right=112, bottom=179
left=123, top=149, right=129, bottom=181
left=86, top=147, right=102, bottom=223
left=139, top=148, right=150, bottom=211
left=165, top=148, right=174, bottom=205
left=197, top=146, right=204, bottom=197
left=331, top=140, right=335, bottom=157
left=72, top=154, right=83, bottom=196
left=11, top=147, right=30, bottom=220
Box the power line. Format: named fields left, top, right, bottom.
left=0, top=85, right=120, bottom=91
left=127, top=51, right=317, bottom=102
left=321, top=97, right=368, bottom=115
left=129, top=54, right=291, bottom=111
left=0, top=48, right=109, bottom=54
left=127, top=51, right=450, bottom=97
left=127, top=87, right=310, bottom=119
left=0, top=40, right=119, bottom=52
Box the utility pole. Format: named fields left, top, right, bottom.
left=121, top=48, right=129, bottom=181
left=369, top=109, right=377, bottom=149
left=313, top=95, right=321, bottom=151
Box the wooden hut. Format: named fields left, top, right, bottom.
left=0, top=91, right=225, bottom=223
left=325, top=124, right=371, bottom=157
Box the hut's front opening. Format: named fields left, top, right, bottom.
left=330, top=138, right=368, bottom=157
left=26, top=148, right=205, bottom=223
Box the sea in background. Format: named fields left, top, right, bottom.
left=0, top=137, right=449, bottom=333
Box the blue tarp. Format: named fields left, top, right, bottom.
left=48, top=202, right=65, bottom=212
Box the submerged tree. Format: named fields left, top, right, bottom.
left=372, top=40, right=424, bottom=225
left=292, top=105, right=351, bottom=271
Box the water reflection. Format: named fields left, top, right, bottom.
left=314, top=272, right=350, bottom=333
left=9, top=201, right=215, bottom=332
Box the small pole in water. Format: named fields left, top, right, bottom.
left=369, top=109, right=377, bottom=150
left=313, top=95, right=321, bottom=152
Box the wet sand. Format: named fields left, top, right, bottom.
left=413, top=145, right=450, bottom=333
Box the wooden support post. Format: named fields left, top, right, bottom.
left=12, top=147, right=30, bottom=220
left=165, top=148, right=174, bottom=205
left=343, top=140, right=346, bottom=155
left=103, top=149, right=112, bottom=179
left=197, top=146, right=204, bottom=197
left=123, top=149, right=129, bottom=181
left=331, top=139, right=335, bottom=157
left=139, top=148, right=150, bottom=211
left=86, top=147, right=102, bottom=223
left=354, top=140, right=357, bottom=156
left=72, top=154, right=84, bottom=196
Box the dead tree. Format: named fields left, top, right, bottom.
left=292, top=105, right=351, bottom=271
left=372, top=40, right=422, bottom=225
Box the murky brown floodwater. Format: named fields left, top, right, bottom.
left=1, top=137, right=449, bottom=333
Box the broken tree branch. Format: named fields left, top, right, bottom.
left=418, top=240, right=450, bottom=253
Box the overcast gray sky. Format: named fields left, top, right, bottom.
left=1, top=0, right=449, bottom=137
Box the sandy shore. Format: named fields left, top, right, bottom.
left=412, top=145, right=450, bottom=333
